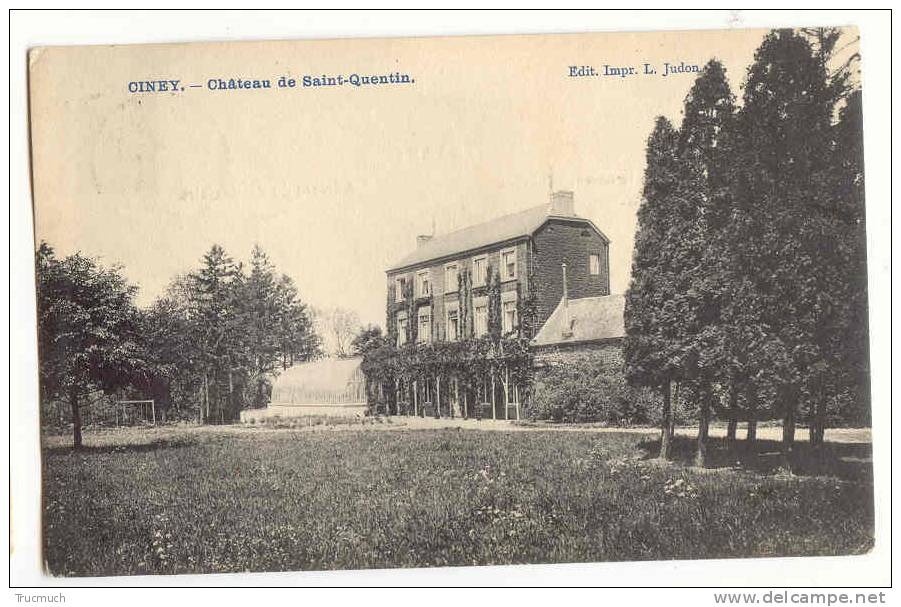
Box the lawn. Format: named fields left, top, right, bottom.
left=41, top=424, right=874, bottom=576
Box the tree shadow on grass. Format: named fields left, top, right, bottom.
left=42, top=438, right=193, bottom=456
left=636, top=435, right=872, bottom=482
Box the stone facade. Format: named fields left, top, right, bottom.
left=531, top=220, right=610, bottom=324
left=379, top=192, right=621, bottom=422
left=387, top=240, right=529, bottom=343
left=385, top=192, right=610, bottom=344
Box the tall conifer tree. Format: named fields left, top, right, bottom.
left=677, top=59, right=735, bottom=466
left=727, top=30, right=839, bottom=454
left=624, top=117, right=684, bottom=459
left=188, top=244, right=244, bottom=422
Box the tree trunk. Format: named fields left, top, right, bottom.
left=227, top=368, right=234, bottom=423
left=514, top=383, right=521, bottom=421
left=726, top=383, right=738, bottom=442
left=810, top=387, right=827, bottom=448
left=780, top=386, right=798, bottom=472
left=817, top=397, right=827, bottom=446
left=808, top=406, right=816, bottom=445
left=435, top=375, right=441, bottom=419
left=782, top=389, right=797, bottom=455
left=389, top=379, right=395, bottom=416
left=501, top=366, right=510, bottom=421
left=695, top=385, right=711, bottom=468
left=202, top=373, right=209, bottom=424
left=659, top=380, right=673, bottom=459
left=726, top=418, right=738, bottom=442
left=70, top=389, right=83, bottom=450
left=746, top=387, right=758, bottom=447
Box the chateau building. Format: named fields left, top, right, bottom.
left=385, top=191, right=611, bottom=346
left=378, top=191, right=619, bottom=420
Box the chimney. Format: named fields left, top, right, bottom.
left=417, top=217, right=436, bottom=248
left=561, top=262, right=573, bottom=338
left=549, top=190, right=575, bottom=216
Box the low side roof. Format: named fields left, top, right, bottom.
left=388, top=202, right=603, bottom=272
left=531, top=294, right=625, bottom=348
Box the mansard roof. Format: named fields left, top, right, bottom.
left=531, top=294, right=625, bottom=348
left=387, top=202, right=604, bottom=273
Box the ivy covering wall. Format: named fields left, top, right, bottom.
left=361, top=336, right=532, bottom=416
left=366, top=267, right=536, bottom=416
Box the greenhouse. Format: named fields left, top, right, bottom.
left=240, top=357, right=368, bottom=422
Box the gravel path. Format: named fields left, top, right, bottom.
left=42, top=417, right=871, bottom=449
left=370, top=417, right=871, bottom=443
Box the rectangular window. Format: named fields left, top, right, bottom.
left=589, top=253, right=601, bottom=276
left=474, top=304, right=488, bottom=337
left=397, top=316, right=408, bottom=346
left=446, top=307, right=460, bottom=341
left=417, top=270, right=431, bottom=297
left=395, top=276, right=407, bottom=302
left=417, top=308, right=431, bottom=343
left=472, top=255, right=488, bottom=287
left=502, top=300, right=517, bottom=334
left=445, top=263, right=459, bottom=293
left=501, top=248, right=517, bottom=281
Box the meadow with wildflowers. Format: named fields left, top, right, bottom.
left=42, top=425, right=873, bottom=576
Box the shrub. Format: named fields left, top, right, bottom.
left=525, top=350, right=660, bottom=425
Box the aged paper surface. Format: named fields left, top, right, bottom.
left=26, top=24, right=879, bottom=585
left=30, top=29, right=776, bottom=324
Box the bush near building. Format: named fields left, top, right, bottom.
left=526, top=349, right=668, bottom=425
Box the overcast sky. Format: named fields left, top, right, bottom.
left=30, top=27, right=857, bottom=328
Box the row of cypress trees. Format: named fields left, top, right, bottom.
left=624, top=29, right=867, bottom=465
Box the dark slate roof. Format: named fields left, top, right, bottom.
left=387, top=202, right=582, bottom=272
left=531, top=294, right=625, bottom=348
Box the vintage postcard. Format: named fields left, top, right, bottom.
left=25, top=22, right=876, bottom=583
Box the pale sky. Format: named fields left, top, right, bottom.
left=29, top=27, right=857, bottom=328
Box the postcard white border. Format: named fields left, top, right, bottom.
left=8, top=8, right=893, bottom=595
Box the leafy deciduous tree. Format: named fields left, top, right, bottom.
left=36, top=243, right=145, bottom=448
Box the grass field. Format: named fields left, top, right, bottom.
left=42, top=424, right=874, bottom=576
